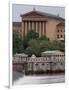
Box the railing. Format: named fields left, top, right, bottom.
left=13, top=56, right=64, bottom=64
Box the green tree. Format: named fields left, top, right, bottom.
left=25, top=39, right=41, bottom=56
left=37, top=35, right=49, bottom=41
left=13, top=32, right=24, bottom=55
left=23, top=30, right=39, bottom=50
left=24, top=39, right=65, bottom=56
left=25, top=39, right=50, bottom=56
left=26, top=30, right=39, bottom=40
left=46, top=40, right=65, bottom=52
left=13, top=30, right=65, bottom=56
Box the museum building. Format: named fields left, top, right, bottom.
left=13, top=8, right=65, bottom=41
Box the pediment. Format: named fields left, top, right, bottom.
left=21, top=11, right=46, bottom=18
left=21, top=10, right=65, bottom=21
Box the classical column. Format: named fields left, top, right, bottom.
left=22, top=21, right=25, bottom=39
left=28, top=21, right=31, bottom=30
left=42, top=21, right=45, bottom=36
left=27, top=22, right=28, bottom=33
left=32, top=21, right=34, bottom=30
left=44, top=22, right=46, bottom=36
left=34, top=22, right=36, bottom=32
left=25, top=21, right=27, bottom=36
left=36, top=21, right=38, bottom=33
left=39, top=21, right=41, bottom=37
left=41, top=21, right=42, bottom=36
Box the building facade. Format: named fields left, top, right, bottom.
left=13, top=8, right=65, bottom=41
left=13, top=50, right=65, bottom=74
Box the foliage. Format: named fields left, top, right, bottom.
left=26, top=30, right=39, bottom=40
left=23, top=30, right=39, bottom=50
left=13, top=32, right=24, bottom=55
left=13, top=30, right=65, bottom=56
left=37, top=35, right=49, bottom=41
left=25, top=39, right=65, bottom=56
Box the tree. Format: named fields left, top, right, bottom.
left=47, top=40, right=65, bottom=52
left=24, top=39, right=65, bottom=56
left=37, top=35, right=49, bottom=41
left=26, top=30, right=39, bottom=40
left=22, top=30, right=39, bottom=50
left=13, top=32, right=24, bottom=55
left=24, top=47, right=33, bottom=57
left=13, top=30, right=65, bottom=56
left=25, top=39, right=50, bottom=56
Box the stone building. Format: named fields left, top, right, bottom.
left=13, top=50, right=65, bottom=74
left=13, top=8, right=65, bottom=41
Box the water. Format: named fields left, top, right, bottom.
left=13, top=71, right=65, bottom=85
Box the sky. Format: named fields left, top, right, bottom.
left=12, top=4, right=65, bottom=22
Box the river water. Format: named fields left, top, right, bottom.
left=13, top=71, right=65, bottom=85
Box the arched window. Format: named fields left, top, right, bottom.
left=42, top=63, right=45, bottom=65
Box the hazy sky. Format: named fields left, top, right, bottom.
left=12, top=4, right=65, bottom=22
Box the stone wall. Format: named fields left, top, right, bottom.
left=13, top=55, right=65, bottom=73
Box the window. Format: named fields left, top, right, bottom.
left=61, top=30, right=62, bottom=32
left=61, top=35, right=63, bottom=38
left=48, top=38, right=49, bottom=41
left=57, top=29, right=59, bottom=32
left=54, top=63, right=57, bottom=65
left=57, top=35, right=59, bottom=38
left=56, top=55, right=57, bottom=57
left=42, top=63, right=45, bottom=65
left=60, top=62, right=63, bottom=65
left=60, top=55, right=61, bottom=57
left=35, top=63, right=38, bottom=66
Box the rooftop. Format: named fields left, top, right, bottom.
left=21, top=8, right=65, bottom=20
left=42, top=50, right=64, bottom=55
left=57, top=22, right=65, bottom=26
left=14, top=53, right=28, bottom=57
